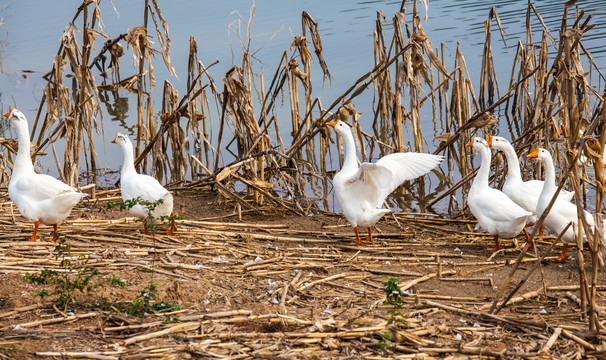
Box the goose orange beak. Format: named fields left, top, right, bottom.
left=111, top=136, right=117, bottom=144
left=465, top=141, right=473, bottom=147
left=527, top=148, right=540, bottom=159
left=487, top=136, right=493, bottom=147
left=3, top=108, right=15, bottom=117
left=326, top=121, right=338, bottom=128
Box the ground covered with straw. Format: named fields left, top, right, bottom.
left=1, top=187, right=605, bottom=359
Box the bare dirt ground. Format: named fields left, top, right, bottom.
left=0, top=187, right=605, bottom=359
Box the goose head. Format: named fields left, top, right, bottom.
left=487, top=135, right=510, bottom=151
left=111, top=132, right=132, bottom=147
left=3, top=108, right=28, bottom=130
left=326, top=120, right=352, bottom=138
left=465, top=137, right=490, bottom=152
left=527, top=147, right=551, bottom=163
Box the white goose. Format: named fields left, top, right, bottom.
left=327, top=120, right=443, bottom=244
left=489, top=136, right=573, bottom=234
left=527, top=148, right=597, bottom=260
left=467, top=137, right=532, bottom=250
left=112, top=132, right=176, bottom=235
left=4, top=108, right=87, bottom=241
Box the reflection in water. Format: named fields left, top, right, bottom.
left=99, top=90, right=133, bottom=135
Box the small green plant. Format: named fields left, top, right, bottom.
left=24, top=235, right=100, bottom=309
left=126, top=280, right=181, bottom=319
left=377, top=275, right=407, bottom=355
left=23, top=233, right=125, bottom=310
left=382, top=275, right=406, bottom=324
left=109, top=275, right=127, bottom=288
left=0, top=344, right=17, bottom=358
left=164, top=315, right=180, bottom=323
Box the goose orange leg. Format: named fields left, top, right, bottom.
left=166, top=211, right=177, bottom=235
left=30, top=221, right=40, bottom=242
left=525, top=222, right=546, bottom=236
left=487, top=235, right=502, bottom=251
left=522, top=228, right=534, bottom=250
left=557, top=243, right=593, bottom=262
left=349, top=227, right=374, bottom=245
left=51, top=224, right=58, bottom=242
left=349, top=226, right=364, bottom=245
left=557, top=243, right=568, bottom=261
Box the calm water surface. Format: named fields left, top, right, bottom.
left=0, top=0, right=605, bottom=204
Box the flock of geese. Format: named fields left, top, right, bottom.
left=2, top=107, right=603, bottom=261
left=465, top=136, right=596, bottom=261
left=328, top=120, right=603, bottom=261
left=4, top=108, right=175, bottom=240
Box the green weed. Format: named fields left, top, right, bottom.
left=0, top=344, right=16, bottom=357
left=23, top=233, right=125, bottom=310
left=377, top=275, right=408, bottom=355
left=125, top=280, right=181, bottom=319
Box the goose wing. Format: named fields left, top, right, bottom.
left=471, top=188, right=531, bottom=222
left=339, top=152, right=442, bottom=209
left=121, top=173, right=169, bottom=203
left=12, top=173, right=76, bottom=201
left=340, top=163, right=394, bottom=208
left=374, top=152, right=443, bottom=204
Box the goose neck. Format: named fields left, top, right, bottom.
left=501, top=145, right=523, bottom=183
left=340, top=128, right=359, bottom=172
left=540, top=155, right=557, bottom=194
left=13, top=121, right=35, bottom=175
left=473, top=146, right=492, bottom=187
left=120, top=142, right=137, bottom=175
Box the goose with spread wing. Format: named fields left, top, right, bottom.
left=4, top=108, right=87, bottom=241
left=327, top=120, right=443, bottom=244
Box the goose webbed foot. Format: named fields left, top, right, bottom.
left=166, top=211, right=177, bottom=235
left=349, top=226, right=372, bottom=245
left=486, top=235, right=502, bottom=251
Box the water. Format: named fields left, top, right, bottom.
left=1, top=0, right=605, bottom=209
